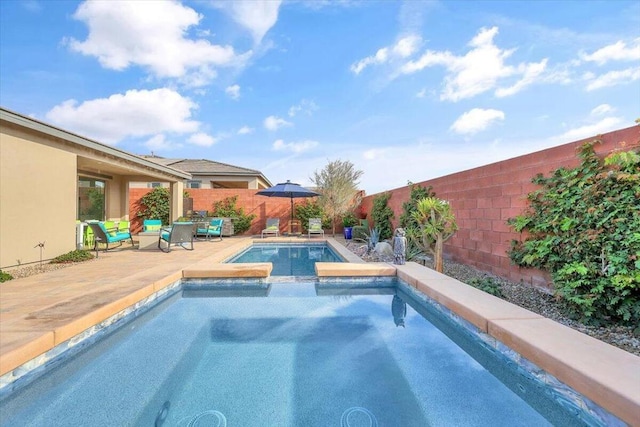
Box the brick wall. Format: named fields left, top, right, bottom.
left=360, top=125, right=640, bottom=289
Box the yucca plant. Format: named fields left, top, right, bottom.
left=408, top=197, right=458, bottom=272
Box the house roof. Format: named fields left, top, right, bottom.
left=1, top=107, right=192, bottom=181
left=142, top=156, right=272, bottom=185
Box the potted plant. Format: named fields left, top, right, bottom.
left=342, top=212, right=358, bottom=239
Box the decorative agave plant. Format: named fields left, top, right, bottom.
left=367, top=227, right=380, bottom=253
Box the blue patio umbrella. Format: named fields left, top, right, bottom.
left=256, top=180, right=320, bottom=220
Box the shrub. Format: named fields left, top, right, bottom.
left=371, top=192, right=394, bottom=240
left=136, top=187, right=170, bottom=225
left=342, top=211, right=358, bottom=227
left=210, top=196, right=256, bottom=235
left=399, top=182, right=436, bottom=230
left=400, top=182, right=437, bottom=260
left=468, top=277, right=503, bottom=297
left=0, top=270, right=14, bottom=283
left=51, top=250, right=94, bottom=264
left=508, top=140, right=640, bottom=325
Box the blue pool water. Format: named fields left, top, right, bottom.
left=0, top=280, right=588, bottom=427
left=227, top=244, right=342, bottom=276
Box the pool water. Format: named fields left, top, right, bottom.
left=0, top=280, right=586, bottom=427
left=227, top=244, right=342, bottom=276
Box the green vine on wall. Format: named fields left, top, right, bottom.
left=508, top=139, right=640, bottom=326
left=371, top=192, right=394, bottom=240
left=136, top=187, right=170, bottom=225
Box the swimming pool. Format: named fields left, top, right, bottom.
left=227, top=243, right=342, bottom=276
left=0, top=279, right=591, bottom=426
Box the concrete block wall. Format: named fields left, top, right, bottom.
left=359, top=125, right=639, bottom=289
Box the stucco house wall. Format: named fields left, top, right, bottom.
left=1, top=126, right=77, bottom=267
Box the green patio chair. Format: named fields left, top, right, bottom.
left=308, top=218, right=324, bottom=238
left=261, top=218, right=280, bottom=238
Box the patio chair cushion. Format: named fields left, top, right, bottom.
left=143, top=219, right=163, bottom=232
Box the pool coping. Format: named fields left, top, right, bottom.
left=1, top=238, right=638, bottom=425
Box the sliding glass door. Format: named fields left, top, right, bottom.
left=78, top=177, right=105, bottom=221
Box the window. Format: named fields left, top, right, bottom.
left=186, top=180, right=202, bottom=189
left=148, top=182, right=162, bottom=188
left=78, top=178, right=105, bottom=221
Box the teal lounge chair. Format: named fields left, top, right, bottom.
left=159, top=222, right=194, bottom=252
left=86, top=222, right=134, bottom=253
left=195, top=218, right=223, bottom=241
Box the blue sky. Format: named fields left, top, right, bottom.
left=1, top=0, right=639, bottom=194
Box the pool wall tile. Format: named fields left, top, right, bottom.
left=489, top=317, right=640, bottom=426
left=53, top=283, right=157, bottom=344
left=0, top=280, right=182, bottom=397
left=0, top=332, right=55, bottom=378
left=395, top=265, right=640, bottom=426
left=153, top=271, right=183, bottom=291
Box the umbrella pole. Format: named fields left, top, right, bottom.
left=290, top=197, right=294, bottom=220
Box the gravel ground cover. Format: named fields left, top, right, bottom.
left=4, top=246, right=638, bottom=357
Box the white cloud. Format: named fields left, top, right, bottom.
left=237, top=126, right=253, bottom=135
left=401, top=26, right=548, bottom=101
left=351, top=34, right=421, bottom=74
left=363, top=148, right=387, bottom=160
left=495, top=59, right=548, bottom=97
left=225, top=84, right=241, bottom=100
left=272, top=139, right=318, bottom=153
left=67, top=1, right=246, bottom=86
left=591, top=104, right=613, bottom=116
left=188, top=132, right=217, bottom=147
left=555, top=117, right=624, bottom=142
left=45, top=88, right=200, bottom=144
left=584, top=67, right=640, bottom=91
left=288, top=99, right=318, bottom=117
left=450, top=108, right=505, bottom=135
left=264, top=115, right=292, bottom=131
left=144, top=134, right=178, bottom=151
left=213, top=0, right=282, bottom=44
left=580, top=39, right=640, bottom=65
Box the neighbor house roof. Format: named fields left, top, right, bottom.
left=143, top=156, right=272, bottom=186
